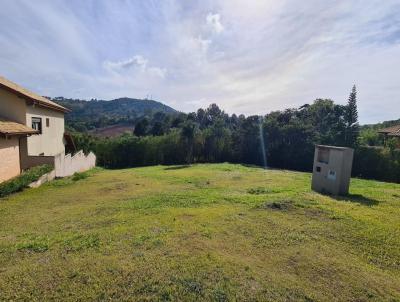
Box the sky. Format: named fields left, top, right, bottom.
left=0, top=0, right=399, bottom=124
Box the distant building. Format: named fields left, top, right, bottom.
left=378, top=125, right=400, bottom=140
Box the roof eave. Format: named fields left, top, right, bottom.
left=0, top=131, right=39, bottom=137
left=0, top=82, right=70, bottom=113
left=30, top=99, right=71, bottom=113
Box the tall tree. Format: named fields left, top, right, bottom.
left=345, top=85, right=359, bottom=147
left=180, top=120, right=197, bottom=163
left=134, top=118, right=149, bottom=136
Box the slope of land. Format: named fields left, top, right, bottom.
left=0, top=164, right=399, bottom=301
left=88, top=124, right=134, bottom=138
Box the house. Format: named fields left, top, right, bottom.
left=0, top=118, right=39, bottom=182
left=0, top=75, right=95, bottom=183
left=378, top=125, right=400, bottom=139
left=378, top=124, right=400, bottom=148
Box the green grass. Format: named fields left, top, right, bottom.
left=0, top=164, right=53, bottom=198
left=0, top=163, right=399, bottom=301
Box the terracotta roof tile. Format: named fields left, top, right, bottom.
left=0, top=117, right=39, bottom=136
left=378, top=125, right=400, bottom=137
left=0, top=75, right=70, bottom=113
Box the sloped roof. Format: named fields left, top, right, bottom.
left=0, top=117, right=39, bottom=136
left=378, top=125, right=400, bottom=137
left=0, top=75, right=70, bottom=113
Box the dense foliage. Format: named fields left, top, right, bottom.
left=69, top=88, right=399, bottom=183
left=353, top=147, right=400, bottom=182
left=0, top=165, right=53, bottom=198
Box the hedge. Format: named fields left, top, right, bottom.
left=0, top=165, right=53, bottom=198
left=353, top=147, right=400, bottom=183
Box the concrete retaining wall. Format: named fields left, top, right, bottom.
left=29, top=170, right=56, bottom=188
left=54, top=151, right=96, bottom=177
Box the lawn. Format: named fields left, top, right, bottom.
left=0, top=164, right=399, bottom=301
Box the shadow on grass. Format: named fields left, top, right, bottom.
left=164, top=165, right=191, bottom=171
left=333, top=194, right=380, bottom=206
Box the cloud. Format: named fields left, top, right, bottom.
left=103, top=55, right=167, bottom=78
left=104, top=56, right=147, bottom=71
left=206, top=13, right=224, bottom=34
left=0, top=0, right=399, bottom=123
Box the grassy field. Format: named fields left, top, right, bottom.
left=0, top=164, right=399, bottom=301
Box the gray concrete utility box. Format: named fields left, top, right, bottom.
left=311, top=145, right=354, bottom=195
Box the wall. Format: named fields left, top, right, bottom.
left=54, top=151, right=96, bottom=177
left=29, top=170, right=56, bottom=188
left=0, top=88, right=26, bottom=123
left=0, top=137, right=21, bottom=182
left=26, top=105, right=65, bottom=156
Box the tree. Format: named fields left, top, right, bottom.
left=134, top=118, right=149, bottom=136
left=344, top=85, right=359, bottom=147
left=150, top=121, right=164, bottom=136
left=180, top=120, right=198, bottom=163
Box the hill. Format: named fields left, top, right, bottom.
left=361, top=118, right=400, bottom=130
left=52, top=97, right=177, bottom=132
left=0, top=164, right=399, bottom=301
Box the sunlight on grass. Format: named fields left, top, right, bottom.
left=0, top=164, right=399, bottom=301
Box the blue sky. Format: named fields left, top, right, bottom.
left=0, top=0, right=399, bottom=124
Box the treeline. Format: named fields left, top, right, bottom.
left=73, top=88, right=400, bottom=183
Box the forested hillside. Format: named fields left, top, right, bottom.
left=52, top=97, right=177, bottom=132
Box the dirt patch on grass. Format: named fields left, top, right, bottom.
left=258, top=200, right=296, bottom=211
left=247, top=187, right=281, bottom=195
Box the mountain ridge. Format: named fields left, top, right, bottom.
left=52, top=97, right=177, bottom=132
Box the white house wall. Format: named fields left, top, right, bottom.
left=26, top=105, right=65, bottom=156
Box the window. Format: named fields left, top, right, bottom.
left=316, top=166, right=321, bottom=173
left=317, top=148, right=330, bottom=164
left=32, top=117, right=42, bottom=133
left=46, top=118, right=50, bottom=127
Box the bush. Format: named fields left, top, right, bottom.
left=353, top=147, right=400, bottom=183
left=0, top=165, right=53, bottom=198
left=72, top=171, right=89, bottom=181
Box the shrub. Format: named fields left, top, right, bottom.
left=0, top=165, right=53, bottom=198
left=353, top=147, right=400, bottom=183
left=72, top=171, right=89, bottom=181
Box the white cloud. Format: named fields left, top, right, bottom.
left=103, top=55, right=167, bottom=79
left=206, top=13, right=224, bottom=34
left=104, top=56, right=147, bottom=71
left=0, top=0, right=399, bottom=123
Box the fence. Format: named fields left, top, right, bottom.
left=54, top=151, right=96, bottom=177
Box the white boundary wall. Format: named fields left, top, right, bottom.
left=54, top=151, right=96, bottom=177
